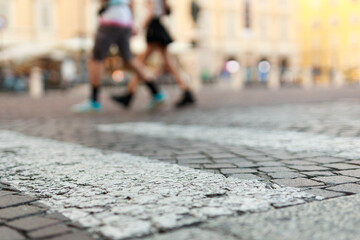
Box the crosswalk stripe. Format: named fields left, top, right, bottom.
left=0, top=130, right=312, bottom=239
left=98, top=122, right=360, bottom=159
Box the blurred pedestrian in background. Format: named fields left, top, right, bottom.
left=72, top=0, right=167, bottom=113
left=111, top=0, right=196, bottom=109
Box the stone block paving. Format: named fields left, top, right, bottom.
left=3, top=116, right=360, bottom=203
left=0, top=182, right=95, bottom=240
left=3, top=91, right=360, bottom=238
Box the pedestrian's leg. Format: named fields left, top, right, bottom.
left=160, top=47, right=196, bottom=108
left=111, top=46, right=156, bottom=108
left=72, top=26, right=111, bottom=113
left=127, top=58, right=159, bottom=94
left=115, top=28, right=166, bottom=110
left=72, top=59, right=105, bottom=113
left=160, top=47, right=188, bottom=90
left=128, top=45, right=156, bottom=93
left=89, top=59, right=104, bottom=103
left=126, top=58, right=168, bottom=110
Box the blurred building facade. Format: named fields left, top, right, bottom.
left=2, top=0, right=360, bottom=89
left=0, top=0, right=99, bottom=61
left=300, top=0, right=360, bottom=85
left=192, top=0, right=300, bottom=86
left=1, top=0, right=300, bottom=88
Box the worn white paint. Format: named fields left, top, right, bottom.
left=0, top=130, right=312, bottom=239
left=98, top=122, right=360, bottom=159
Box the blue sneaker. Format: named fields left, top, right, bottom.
left=72, top=100, right=103, bottom=113
left=147, top=91, right=168, bottom=110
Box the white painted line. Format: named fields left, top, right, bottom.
left=0, top=130, right=312, bottom=239
left=98, top=122, right=360, bottom=159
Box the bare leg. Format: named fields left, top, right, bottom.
left=89, top=60, right=104, bottom=87
left=159, top=47, right=195, bottom=108
left=160, top=47, right=188, bottom=90
left=111, top=45, right=164, bottom=109
left=123, top=55, right=164, bottom=98
left=71, top=59, right=104, bottom=112
left=127, top=45, right=156, bottom=93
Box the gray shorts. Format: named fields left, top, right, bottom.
left=93, top=25, right=133, bottom=62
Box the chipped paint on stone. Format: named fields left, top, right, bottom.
left=0, top=130, right=312, bottom=239
left=98, top=122, right=360, bottom=159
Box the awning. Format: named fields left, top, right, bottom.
left=57, top=37, right=94, bottom=52
left=0, top=42, right=55, bottom=62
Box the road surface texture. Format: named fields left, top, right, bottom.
left=1, top=85, right=360, bottom=239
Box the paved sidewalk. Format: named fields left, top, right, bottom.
left=2, top=85, right=360, bottom=239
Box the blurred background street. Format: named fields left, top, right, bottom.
left=1, top=0, right=360, bottom=92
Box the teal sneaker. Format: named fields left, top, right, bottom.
left=72, top=100, right=103, bottom=113
left=147, top=91, right=168, bottom=110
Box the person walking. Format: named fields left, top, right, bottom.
left=111, top=0, right=196, bottom=109
left=72, top=0, right=167, bottom=113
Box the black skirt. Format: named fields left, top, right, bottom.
left=146, top=18, right=173, bottom=46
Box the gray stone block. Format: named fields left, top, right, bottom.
left=0, top=191, right=15, bottom=197
left=259, top=167, right=291, bottom=172
left=288, top=165, right=330, bottom=171
left=302, top=171, right=335, bottom=177
left=323, top=163, right=359, bottom=170
left=338, top=169, right=360, bottom=178
left=233, top=161, right=257, bottom=168
left=0, top=205, right=45, bottom=220
left=49, top=232, right=94, bottom=240
left=246, top=156, right=275, bottom=162
left=228, top=174, right=262, bottom=180
left=0, top=226, right=25, bottom=240
left=0, top=195, right=37, bottom=208
left=327, top=184, right=360, bottom=194
left=348, top=160, right=360, bottom=166
left=268, top=172, right=305, bottom=179
left=221, top=168, right=257, bottom=174
left=204, top=164, right=236, bottom=169
left=272, top=178, right=323, bottom=187
left=7, top=216, right=61, bottom=231
left=309, top=157, right=344, bottom=164
left=28, top=225, right=71, bottom=239
left=313, top=176, right=359, bottom=185
left=305, top=189, right=345, bottom=199
left=282, top=160, right=316, bottom=166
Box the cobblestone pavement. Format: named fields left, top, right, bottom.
left=0, top=182, right=93, bottom=240
left=2, top=86, right=360, bottom=239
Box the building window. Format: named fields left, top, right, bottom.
left=244, top=0, right=251, bottom=30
